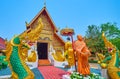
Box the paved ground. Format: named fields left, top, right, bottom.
left=89, top=63, right=101, bottom=69
left=0, top=67, right=44, bottom=79
left=0, top=67, right=11, bottom=76
left=0, top=63, right=101, bottom=79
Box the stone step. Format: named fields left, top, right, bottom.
left=38, top=59, right=51, bottom=66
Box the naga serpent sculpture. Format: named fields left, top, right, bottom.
left=102, top=32, right=120, bottom=79
left=1, top=18, right=43, bottom=79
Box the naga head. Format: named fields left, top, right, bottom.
left=102, top=32, right=116, bottom=55
left=8, top=35, right=30, bottom=59
left=11, top=36, right=31, bottom=60
left=0, top=36, right=30, bottom=61
left=1, top=36, right=30, bottom=51
left=10, top=35, right=30, bottom=49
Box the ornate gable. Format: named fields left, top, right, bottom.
left=26, top=7, right=65, bottom=44
left=26, top=7, right=57, bottom=32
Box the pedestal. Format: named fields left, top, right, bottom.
left=62, top=75, right=70, bottom=79
left=0, top=75, right=11, bottom=79
left=101, top=69, right=110, bottom=79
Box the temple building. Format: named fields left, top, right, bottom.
left=24, top=7, right=65, bottom=66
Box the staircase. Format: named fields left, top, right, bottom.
left=38, top=59, right=51, bottom=66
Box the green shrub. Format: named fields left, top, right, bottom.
left=0, top=56, right=8, bottom=70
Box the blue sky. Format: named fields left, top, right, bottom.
left=0, top=0, right=120, bottom=41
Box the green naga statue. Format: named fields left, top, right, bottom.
left=101, top=32, right=120, bottom=79
left=0, top=18, right=43, bottom=79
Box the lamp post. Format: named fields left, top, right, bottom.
left=60, top=27, right=77, bottom=71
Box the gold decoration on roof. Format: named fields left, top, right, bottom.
left=20, top=18, right=44, bottom=43
left=25, top=21, right=29, bottom=27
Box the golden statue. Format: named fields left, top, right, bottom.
left=64, top=37, right=75, bottom=67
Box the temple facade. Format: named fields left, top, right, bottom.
left=24, top=7, right=65, bottom=65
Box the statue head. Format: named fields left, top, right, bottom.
left=77, top=35, right=83, bottom=41
left=10, top=35, right=30, bottom=49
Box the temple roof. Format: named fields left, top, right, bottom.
left=26, top=7, right=58, bottom=32
left=0, top=37, right=5, bottom=50
left=54, top=32, right=65, bottom=45
left=25, top=7, right=65, bottom=44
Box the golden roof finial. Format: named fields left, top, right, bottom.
left=44, top=0, right=46, bottom=7
left=25, top=21, right=29, bottom=27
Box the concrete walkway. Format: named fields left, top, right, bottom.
left=89, top=63, right=100, bottom=69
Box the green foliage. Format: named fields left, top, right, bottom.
left=0, top=55, right=8, bottom=70
left=70, top=72, right=83, bottom=79
left=110, top=38, right=120, bottom=50
left=85, top=24, right=106, bottom=53
left=100, top=23, right=120, bottom=39
left=85, top=22, right=120, bottom=53
left=70, top=72, right=105, bottom=79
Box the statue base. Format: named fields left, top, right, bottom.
left=101, top=69, right=110, bottom=79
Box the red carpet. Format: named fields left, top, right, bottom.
left=38, top=66, right=68, bottom=79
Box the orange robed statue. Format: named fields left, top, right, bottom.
left=73, top=35, right=91, bottom=75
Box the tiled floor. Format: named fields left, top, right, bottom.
left=0, top=67, right=44, bottom=79
left=38, top=66, right=68, bottom=79
left=0, top=67, right=11, bottom=76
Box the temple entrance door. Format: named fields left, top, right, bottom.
left=37, top=42, right=48, bottom=59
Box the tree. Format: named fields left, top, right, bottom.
left=100, top=22, right=120, bottom=39
left=85, top=22, right=120, bottom=54
left=85, top=25, right=104, bottom=54
left=100, top=22, right=120, bottom=50
left=110, top=37, right=120, bottom=50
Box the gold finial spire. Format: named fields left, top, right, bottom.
left=25, top=21, right=29, bottom=27
left=44, top=0, right=46, bottom=7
